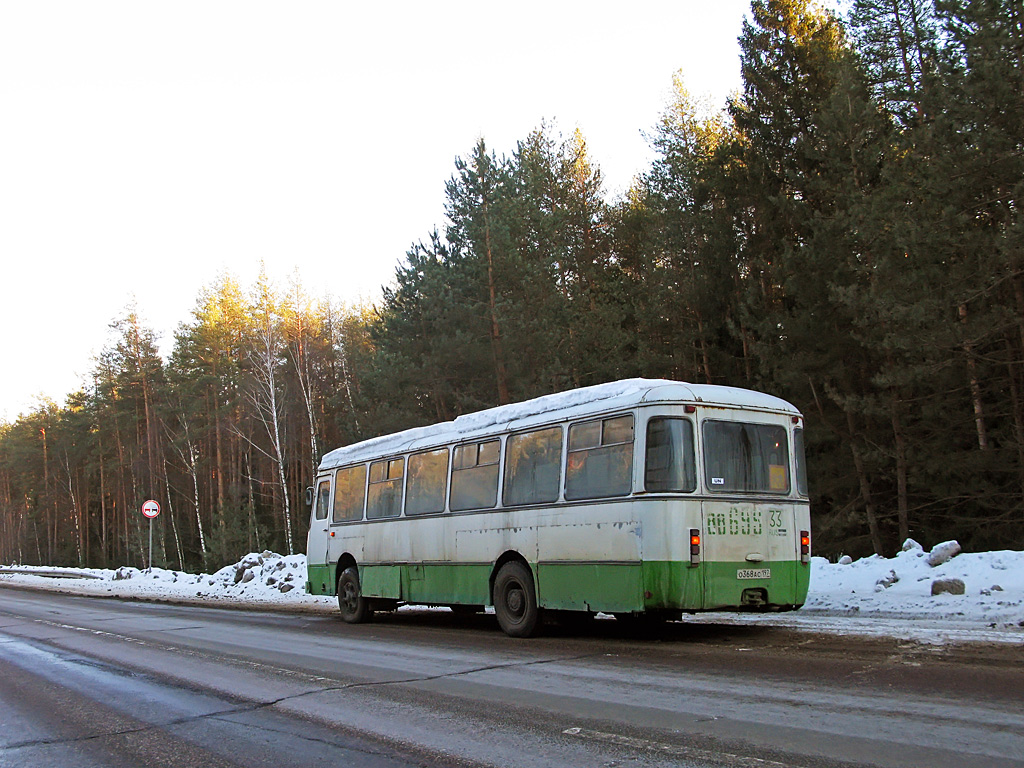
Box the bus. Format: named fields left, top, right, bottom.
left=305, top=378, right=811, bottom=637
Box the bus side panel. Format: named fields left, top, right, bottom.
left=306, top=563, right=335, bottom=596
left=638, top=500, right=705, bottom=610
left=534, top=511, right=643, bottom=612
left=454, top=524, right=538, bottom=563
left=537, top=563, right=643, bottom=612
left=361, top=563, right=402, bottom=599
left=407, top=563, right=491, bottom=605
left=641, top=561, right=704, bottom=611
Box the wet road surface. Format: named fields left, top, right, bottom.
left=0, top=587, right=1021, bottom=768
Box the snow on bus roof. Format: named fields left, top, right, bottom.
left=318, top=378, right=798, bottom=471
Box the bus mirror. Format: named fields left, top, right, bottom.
left=304, top=487, right=314, bottom=508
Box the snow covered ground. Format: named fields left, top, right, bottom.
left=2, top=540, right=1022, bottom=645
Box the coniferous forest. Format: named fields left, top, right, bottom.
left=2, top=0, right=1022, bottom=569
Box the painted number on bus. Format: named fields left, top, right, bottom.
left=707, top=508, right=763, bottom=536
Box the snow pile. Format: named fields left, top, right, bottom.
left=2, top=541, right=1022, bottom=642
left=805, top=539, right=1024, bottom=629
left=0, top=552, right=336, bottom=609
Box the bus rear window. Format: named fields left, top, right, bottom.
left=645, top=418, right=696, bottom=492
left=703, top=421, right=789, bottom=494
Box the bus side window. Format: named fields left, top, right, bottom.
left=334, top=464, right=367, bottom=522
left=314, top=479, right=331, bottom=521
left=565, top=414, right=634, bottom=500
left=450, top=440, right=499, bottom=511
left=794, top=427, right=808, bottom=497
left=504, top=427, right=562, bottom=506
left=367, top=458, right=404, bottom=519
left=645, top=418, right=696, bottom=492
left=406, top=448, right=449, bottom=516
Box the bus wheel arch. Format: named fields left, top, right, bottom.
left=491, top=554, right=541, bottom=638
left=336, top=556, right=371, bottom=624
left=336, top=552, right=358, bottom=580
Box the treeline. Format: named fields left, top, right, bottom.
left=2, top=0, right=1021, bottom=569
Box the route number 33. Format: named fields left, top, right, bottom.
left=707, top=508, right=785, bottom=536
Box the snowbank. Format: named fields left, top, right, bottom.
left=2, top=542, right=1022, bottom=644
left=804, top=540, right=1024, bottom=629
left=0, top=551, right=336, bottom=610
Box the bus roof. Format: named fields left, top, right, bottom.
left=318, top=378, right=800, bottom=471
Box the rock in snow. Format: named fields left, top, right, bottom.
left=932, top=578, right=966, bottom=596
left=926, top=540, right=962, bottom=567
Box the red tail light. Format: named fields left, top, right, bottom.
left=800, top=530, right=810, bottom=564
left=690, top=529, right=701, bottom=566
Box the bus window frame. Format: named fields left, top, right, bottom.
left=564, top=413, right=635, bottom=501
left=503, top=425, right=565, bottom=508
left=313, top=477, right=332, bottom=521
left=331, top=463, right=368, bottom=524
left=702, top=418, right=791, bottom=495
left=405, top=447, right=450, bottom=517
left=367, top=455, right=405, bottom=520
left=450, top=437, right=502, bottom=512
left=642, top=414, right=697, bottom=494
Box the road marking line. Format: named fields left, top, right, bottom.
left=562, top=726, right=791, bottom=767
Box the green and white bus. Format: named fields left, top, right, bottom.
left=305, top=379, right=811, bottom=637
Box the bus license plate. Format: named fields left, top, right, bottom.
left=737, top=568, right=770, bottom=580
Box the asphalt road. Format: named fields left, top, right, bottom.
left=0, top=587, right=1021, bottom=768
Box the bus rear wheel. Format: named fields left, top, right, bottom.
left=494, top=561, right=540, bottom=637
left=337, top=566, right=371, bottom=623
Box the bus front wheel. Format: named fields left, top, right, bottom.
left=337, top=566, right=371, bottom=623
left=494, top=561, right=540, bottom=637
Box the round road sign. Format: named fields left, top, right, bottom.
left=141, top=499, right=161, bottom=518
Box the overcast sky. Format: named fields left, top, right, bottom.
left=1, top=1, right=758, bottom=421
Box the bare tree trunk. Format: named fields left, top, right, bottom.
left=63, top=453, right=83, bottom=566
left=696, top=313, right=713, bottom=384
left=482, top=195, right=511, bottom=405
left=162, top=458, right=184, bottom=570
left=846, top=409, right=886, bottom=556
left=245, top=450, right=261, bottom=553
left=213, top=387, right=227, bottom=560
left=169, top=409, right=208, bottom=572
left=959, top=303, right=989, bottom=450
left=289, top=321, right=319, bottom=484
left=99, top=442, right=108, bottom=567
left=245, top=291, right=294, bottom=555
left=335, top=309, right=361, bottom=434
left=890, top=397, right=910, bottom=545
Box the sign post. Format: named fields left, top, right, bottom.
left=141, top=499, right=161, bottom=571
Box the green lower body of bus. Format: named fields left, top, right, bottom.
left=306, top=560, right=809, bottom=613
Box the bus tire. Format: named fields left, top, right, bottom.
left=337, top=566, right=371, bottom=623
left=494, top=561, right=540, bottom=637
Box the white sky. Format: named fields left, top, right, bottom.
left=1, top=1, right=754, bottom=421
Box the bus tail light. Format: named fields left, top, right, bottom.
left=690, top=529, right=701, bottom=566
left=800, top=531, right=810, bottom=564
